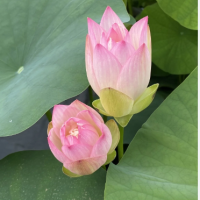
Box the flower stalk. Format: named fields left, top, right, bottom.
left=117, top=124, right=124, bottom=162
left=89, top=86, right=93, bottom=106
left=103, top=115, right=108, bottom=123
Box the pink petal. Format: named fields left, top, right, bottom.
left=62, top=143, right=92, bottom=161
left=100, top=6, right=127, bottom=37
left=106, top=23, right=125, bottom=42
left=111, top=41, right=135, bottom=66
left=91, top=123, right=112, bottom=157
left=63, top=117, right=90, bottom=127
left=60, top=124, right=79, bottom=146
left=81, top=123, right=100, bottom=133
left=64, top=155, right=107, bottom=175
left=100, top=32, right=108, bottom=49
left=87, top=17, right=105, bottom=48
left=85, top=35, right=101, bottom=95
left=93, top=44, right=122, bottom=90
left=48, top=129, right=71, bottom=163
left=48, top=128, right=62, bottom=151
left=70, top=99, right=104, bottom=123
left=117, top=44, right=151, bottom=99
left=107, top=37, right=117, bottom=51
left=78, top=125, right=99, bottom=146
left=77, top=110, right=103, bottom=136
left=129, top=16, right=148, bottom=50
left=124, top=31, right=132, bottom=44
left=52, top=105, right=67, bottom=129
left=52, top=105, right=79, bottom=136
left=139, top=21, right=147, bottom=47
left=65, top=135, right=79, bottom=146
left=111, top=23, right=124, bottom=41
left=107, top=27, right=120, bottom=42
left=147, top=25, right=151, bottom=57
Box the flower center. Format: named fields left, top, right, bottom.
left=69, top=128, right=79, bottom=138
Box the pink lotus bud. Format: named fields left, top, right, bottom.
left=86, top=6, right=158, bottom=127
left=47, top=100, right=119, bottom=177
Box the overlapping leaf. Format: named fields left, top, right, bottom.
left=105, top=68, right=197, bottom=200
left=157, top=0, right=197, bottom=30
left=0, top=0, right=129, bottom=136
left=137, top=3, right=197, bottom=74
left=124, top=90, right=169, bottom=144
left=0, top=151, right=106, bottom=200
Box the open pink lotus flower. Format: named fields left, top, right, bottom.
left=47, top=100, right=119, bottom=177
left=86, top=6, right=158, bottom=127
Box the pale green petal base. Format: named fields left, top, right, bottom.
left=100, top=88, right=134, bottom=117
left=62, top=166, right=81, bottom=178
left=115, top=114, right=133, bottom=127
left=104, top=151, right=116, bottom=165
left=93, top=84, right=159, bottom=127
left=105, top=119, right=120, bottom=154
left=131, top=84, right=159, bottom=115
left=92, top=99, right=111, bottom=116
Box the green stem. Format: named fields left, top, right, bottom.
left=89, top=86, right=93, bottom=106
left=127, top=0, right=133, bottom=16
left=117, top=125, right=124, bottom=162
left=45, top=110, right=52, bottom=122
left=103, top=115, right=108, bottom=123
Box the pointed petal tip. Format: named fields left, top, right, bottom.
left=141, top=16, right=148, bottom=23
left=70, top=99, right=82, bottom=108
left=105, top=6, right=112, bottom=10
left=87, top=17, right=91, bottom=21
left=73, top=99, right=81, bottom=104
left=53, top=104, right=61, bottom=109
left=139, top=43, right=148, bottom=50
left=85, top=34, right=89, bottom=42
left=53, top=104, right=67, bottom=114
left=94, top=43, right=103, bottom=50
left=87, top=17, right=96, bottom=27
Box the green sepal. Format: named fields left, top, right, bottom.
left=100, top=88, right=134, bottom=117
left=47, top=121, right=52, bottom=135
left=92, top=99, right=111, bottom=116
left=105, top=119, right=120, bottom=154
left=104, top=151, right=116, bottom=165
left=114, top=114, right=133, bottom=128
left=131, top=84, right=159, bottom=115
left=62, top=166, right=81, bottom=178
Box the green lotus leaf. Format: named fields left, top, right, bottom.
left=0, top=150, right=106, bottom=200
left=157, top=0, right=197, bottom=30
left=105, top=67, right=197, bottom=200
left=0, top=0, right=129, bottom=136
left=137, top=3, right=197, bottom=74
left=124, top=14, right=136, bottom=30
left=124, top=89, right=170, bottom=144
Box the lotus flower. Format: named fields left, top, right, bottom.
left=85, top=6, right=158, bottom=127
left=47, top=100, right=119, bottom=177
